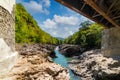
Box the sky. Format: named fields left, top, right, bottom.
left=16, top=0, right=90, bottom=38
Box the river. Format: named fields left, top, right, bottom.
left=53, top=47, right=81, bottom=80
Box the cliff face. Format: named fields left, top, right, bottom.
left=0, top=2, right=15, bottom=51
left=1, top=44, right=70, bottom=80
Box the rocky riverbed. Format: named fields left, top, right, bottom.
left=0, top=44, right=70, bottom=80
left=68, top=50, right=120, bottom=80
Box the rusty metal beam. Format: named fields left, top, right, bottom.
left=80, top=3, right=86, bottom=10
left=113, top=10, right=120, bottom=16
left=107, top=0, right=118, bottom=15
left=113, top=15, right=120, bottom=19
left=92, top=14, right=101, bottom=18
left=84, top=0, right=119, bottom=28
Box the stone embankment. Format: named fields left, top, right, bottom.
left=0, top=44, right=70, bottom=80
left=68, top=50, right=120, bottom=80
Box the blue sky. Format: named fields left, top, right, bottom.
left=17, top=0, right=90, bottom=38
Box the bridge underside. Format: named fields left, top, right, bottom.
left=56, top=0, right=120, bottom=28
left=56, top=0, right=120, bottom=57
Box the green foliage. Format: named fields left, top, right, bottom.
left=64, top=21, right=104, bottom=49
left=15, top=4, right=61, bottom=44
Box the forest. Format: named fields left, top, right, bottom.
left=15, top=3, right=103, bottom=49
left=64, top=21, right=103, bottom=49
left=15, top=4, right=62, bottom=44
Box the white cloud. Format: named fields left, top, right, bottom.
left=68, top=31, right=74, bottom=35
left=40, top=14, right=83, bottom=38
left=42, top=19, right=57, bottom=29
left=23, top=1, right=43, bottom=13
left=54, top=15, right=79, bottom=25
left=64, top=27, right=69, bottom=31
left=43, top=0, right=50, bottom=7
left=18, top=0, right=51, bottom=14
left=42, top=15, right=80, bottom=29
left=53, top=31, right=57, bottom=35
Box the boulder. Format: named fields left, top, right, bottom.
left=59, top=44, right=82, bottom=57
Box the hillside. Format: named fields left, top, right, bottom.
left=64, top=21, right=104, bottom=49
left=15, top=4, right=61, bottom=44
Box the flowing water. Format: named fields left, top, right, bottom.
left=53, top=47, right=81, bottom=80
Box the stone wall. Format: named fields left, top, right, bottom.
left=101, top=27, right=120, bottom=58
left=0, top=0, right=15, bottom=51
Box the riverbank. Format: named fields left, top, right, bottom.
left=68, top=50, right=120, bottom=80
left=0, top=44, right=70, bottom=80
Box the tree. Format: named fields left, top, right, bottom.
left=64, top=21, right=104, bottom=49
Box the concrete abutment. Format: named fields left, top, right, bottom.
left=102, top=27, right=120, bottom=59
left=0, top=0, right=18, bottom=76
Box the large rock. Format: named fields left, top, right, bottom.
left=68, top=50, right=120, bottom=80
left=59, top=44, right=82, bottom=57
left=0, top=0, right=15, bottom=51
left=0, top=38, right=18, bottom=76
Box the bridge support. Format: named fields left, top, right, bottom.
left=102, top=27, right=120, bottom=59
left=0, top=0, right=18, bottom=76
